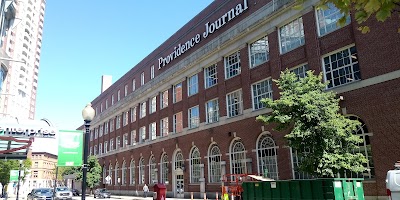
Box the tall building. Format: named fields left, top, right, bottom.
left=87, top=0, right=400, bottom=199
left=0, top=0, right=45, bottom=119
left=29, top=151, right=57, bottom=189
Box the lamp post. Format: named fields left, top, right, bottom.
left=16, top=160, right=22, bottom=200
left=81, top=103, right=95, bottom=200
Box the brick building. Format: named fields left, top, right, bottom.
left=88, top=0, right=400, bottom=199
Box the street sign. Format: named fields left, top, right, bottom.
left=9, top=170, right=23, bottom=182
left=9, top=170, right=19, bottom=182
left=57, top=130, right=83, bottom=166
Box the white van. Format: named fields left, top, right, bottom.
left=386, top=163, right=400, bottom=200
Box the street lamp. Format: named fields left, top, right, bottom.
left=81, top=103, right=95, bottom=200
left=16, top=160, right=23, bottom=200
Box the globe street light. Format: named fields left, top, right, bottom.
left=81, top=103, right=95, bottom=200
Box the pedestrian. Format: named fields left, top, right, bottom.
left=143, top=184, right=149, bottom=198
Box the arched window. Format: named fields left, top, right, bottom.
left=230, top=139, right=247, bottom=177
left=108, top=163, right=113, bottom=185
left=122, top=161, right=127, bottom=185
left=138, top=157, right=145, bottom=184
left=130, top=159, right=135, bottom=185
left=190, top=147, right=201, bottom=183
left=160, top=153, right=169, bottom=184
left=114, top=162, right=119, bottom=185
left=175, top=150, right=184, bottom=170
left=103, top=166, right=107, bottom=184
left=256, top=134, right=279, bottom=180
left=348, top=116, right=375, bottom=179
left=149, top=155, right=157, bottom=184
left=208, top=144, right=221, bottom=183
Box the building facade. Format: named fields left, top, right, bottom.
left=0, top=0, right=45, bottom=119
left=29, top=151, right=57, bottom=189
left=88, top=0, right=400, bottom=199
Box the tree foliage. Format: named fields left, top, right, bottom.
left=256, top=70, right=367, bottom=177
left=295, top=0, right=400, bottom=33
left=0, top=159, right=32, bottom=185
left=74, top=156, right=102, bottom=190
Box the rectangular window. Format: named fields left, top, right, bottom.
left=123, top=111, right=128, bottom=126
left=118, top=90, right=121, bottom=101
left=124, top=84, right=128, bottom=97
left=95, top=128, right=98, bottom=139
left=151, top=65, right=155, bottom=79
left=225, top=51, right=241, bottom=79
left=105, top=100, right=108, bottom=109
left=123, top=133, right=128, bottom=147
left=188, top=74, right=199, bottom=96
left=160, top=117, right=169, bottom=137
left=140, top=101, right=146, bottom=118
left=130, top=130, right=136, bottom=146
left=141, top=72, right=145, bottom=86
left=160, top=90, right=168, bottom=109
left=252, top=78, right=273, bottom=110
left=110, top=119, right=114, bottom=132
left=149, top=122, right=156, bottom=140
left=130, top=107, right=137, bottom=122
left=99, top=143, right=102, bottom=155
left=150, top=96, right=156, bottom=114
left=110, top=139, right=114, bottom=150
left=99, top=125, right=103, bottom=137
left=291, top=64, right=309, bottom=79
left=105, top=122, right=108, bottom=134
left=323, top=46, right=360, bottom=88
left=206, top=99, right=219, bottom=124
left=173, top=112, right=183, bottom=133
left=139, top=126, right=146, bottom=143
left=279, top=17, right=305, bottom=54
left=100, top=103, right=103, bottom=112
left=226, top=90, right=243, bottom=118
left=104, top=141, right=108, bottom=153
left=249, top=36, right=269, bottom=68
left=116, top=136, right=121, bottom=150
left=204, top=64, right=218, bottom=88
left=316, top=3, right=350, bottom=36
left=173, top=82, right=182, bottom=103
left=188, top=106, right=200, bottom=129
left=90, top=131, right=93, bottom=141
left=112, top=95, right=114, bottom=105
left=132, top=79, right=136, bottom=91
left=116, top=115, right=121, bottom=129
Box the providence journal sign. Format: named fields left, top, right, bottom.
left=158, top=0, right=248, bottom=69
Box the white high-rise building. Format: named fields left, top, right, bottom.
left=0, top=0, right=45, bottom=119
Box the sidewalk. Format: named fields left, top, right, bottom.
left=112, top=195, right=205, bottom=200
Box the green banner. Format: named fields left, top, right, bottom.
left=9, top=170, right=19, bottom=182
left=57, top=130, right=83, bottom=166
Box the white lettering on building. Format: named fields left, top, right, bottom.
left=158, top=0, right=248, bottom=69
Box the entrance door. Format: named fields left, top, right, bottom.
left=176, top=174, right=184, bottom=198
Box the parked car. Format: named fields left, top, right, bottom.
left=71, top=188, right=80, bottom=196
left=54, top=187, right=73, bottom=200
left=27, top=188, right=53, bottom=200
left=94, top=188, right=111, bottom=198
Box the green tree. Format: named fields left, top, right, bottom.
left=295, top=0, right=400, bottom=33
left=256, top=70, right=367, bottom=177
left=0, top=159, right=32, bottom=185
left=75, top=156, right=102, bottom=193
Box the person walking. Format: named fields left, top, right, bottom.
left=143, top=184, right=149, bottom=198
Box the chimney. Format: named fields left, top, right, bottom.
left=101, top=75, right=112, bottom=93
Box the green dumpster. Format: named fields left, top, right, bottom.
left=242, top=178, right=364, bottom=200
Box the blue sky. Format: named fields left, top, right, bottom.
left=35, top=1, right=214, bottom=131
